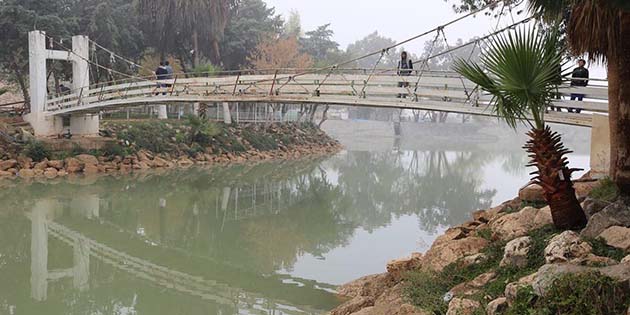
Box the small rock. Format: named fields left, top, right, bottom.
left=461, top=253, right=487, bottom=267
left=545, top=231, right=592, bottom=264
left=17, top=156, right=32, bottom=169
left=47, top=160, right=64, bottom=170
left=330, top=296, right=374, bottom=315
left=153, top=157, right=169, bottom=168
left=449, top=271, right=496, bottom=297
left=0, top=170, right=13, bottom=177
left=500, top=236, right=532, bottom=268
left=574, top=181, right=601, bottom=199
left=598, top=226, right=630, bottom=251
left=177, top=158, right=194, bottom=167
left=582, top=198, right=630, bottom=238
left=33, top=161, right=48, bottom=170
left=581, top=197, right=610, bottom=217
left=433, top=228, right=467, bottom=247
left=387, top=253, right=423, bottom=281
left=622, top=255, right=630, bottom=264
left=486, top=297, right=508, bottom=315
left=446, top=298, right=481, bottom=315
left=519, top=184, right=545, bottom=202
left=533, top=206, right=553, bottom=227
left=505, top=273, right=537, bottom=304
left=0, top=159, right=17, bottom=171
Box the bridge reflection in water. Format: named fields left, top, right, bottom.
left=24, top=160, right=341, bottom=315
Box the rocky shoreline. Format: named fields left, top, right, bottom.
left=330, top=179, right=630, bottom=315
left=0, top=121, right=342, bottom=180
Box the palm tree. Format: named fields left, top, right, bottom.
left=454, top=27, right=588, bottom=229
left=527, top=0, right=630, bottom=196
left=137, top=0, right=235, bottom=66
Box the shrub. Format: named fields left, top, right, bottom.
left=117, top=122, right=176, bottom=153
left=23, top=140, right=51, bottom=162
left=242, top=129, right=278, bottom=151
left=101, top=142, right=125, bottom=157
left=586, top=237, right=627, bottom=261
left=70, top=143, right=87, bottom=156
left=187, top=116, right=221, bottom=146
left=507, top=273, right=630, bottom=315
left=589, top=178, right=619, bottom=202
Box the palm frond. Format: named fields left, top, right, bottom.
left=453, top=26, right=566, bottom=130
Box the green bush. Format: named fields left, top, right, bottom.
left=117, top=122, right=176, bottom=153
left=507, top=273, right=630, bottom=315
left=70, top=143, right=87, bottom=156
left=187, top=116, right=221, bottom=146
left=589, top=178, right=619, bottom=202
left=23, top=141, right=51, bottom=162
left=101, top=142, right=126, bottom=157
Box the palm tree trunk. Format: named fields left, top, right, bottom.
left=612, top=12, right=630, bottom=195
left=192, top=29, right=200, bottom=68
left=525, top=127, right=587, bottom=229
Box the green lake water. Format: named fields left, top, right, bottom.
left=0, top=121, right=590, bottom=315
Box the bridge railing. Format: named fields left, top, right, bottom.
left=43, top=71, right=609, bottom=126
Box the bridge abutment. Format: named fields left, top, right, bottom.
left=26, top=31, right=99, bottom=137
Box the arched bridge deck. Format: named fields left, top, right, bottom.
left=45, top=71, right=609, bottom=127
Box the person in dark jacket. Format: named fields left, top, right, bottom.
left=155, top=62, right=168, bottom=95
left=569, top=59, right=589, bottom=113
left=397, top=51, right=413, bottom=98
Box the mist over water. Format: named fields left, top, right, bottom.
left=0, top=118, right=590, bottom=314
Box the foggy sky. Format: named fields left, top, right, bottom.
left=263, top=0, right=607, bottom=79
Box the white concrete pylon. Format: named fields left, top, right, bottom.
left=25, top=31, right=99, bottom=137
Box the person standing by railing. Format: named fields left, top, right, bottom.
left=569, top=59, right=589, bottom=113
left=397, top=51, right=413, bottom=98
left=155, top=62, right=168, bottom=96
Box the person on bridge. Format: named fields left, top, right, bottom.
left=155, top=62, right=168, bottom=96
left=397, top=51, right=413, bottom=98
left=568, top=59, right=589, bottom=113
left=164, top=60, right=174, bottom=91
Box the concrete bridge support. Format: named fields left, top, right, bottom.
left=25, top=31, right=99, bottom=137
left=590, top=113, right=611, bottom=178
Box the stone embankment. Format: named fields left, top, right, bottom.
left=331, top=180, right=630, bottom=315
left=0, top=121, right=342, bottom=180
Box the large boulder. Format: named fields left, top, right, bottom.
left=43, top=168, right=58, bottom=179
left=598, top=226, right=630, bottom=251
left=532, top=262, right=630, bottom=297
left=486, top=297, right=508, bottom=315
left=446, top=298, right=481, bottom=315
left=544, top=231, right=592, bottom=264
left=18, top=169, right=35, bottom=178
left=75, top=154, right=99, bottom=166
left=582, top=198, right=630, bottom=238
left=387, top=253, right=423, bottom=281
left=337, top=274, right=392, bottom=299
left=64, top=157, right=84, bottom=173
left=423, top=237, right=489, bottom=271
left=519, top=184, right=545, bottom=202
left=500, top=236, right=532, bottom=268
left=331, top=296, right=374, bottom=315
left=489, top=206, right=547, bottom=241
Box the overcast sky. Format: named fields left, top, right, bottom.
left=264, top=0, right=515, bottom=53
left=263, top=0, right=607, bottom=79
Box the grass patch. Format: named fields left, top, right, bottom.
left=589, top=178, right=619, bottom=202
left=242, top=129, right=278, bottom=151
left=586, top=237, right=627, bottom=261
left=507, top=273, right=630, bottom=315
left=117, top=121, right=177, bottom=153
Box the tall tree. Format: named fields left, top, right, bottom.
left=221, top=0, right=283, bottom=70
left=299, top=24, right=340, bottom=62
left=247, top=36, right=313, bottom=70
left=284, top=10, right=302, bottom=38
left=137, top=0, right=236, bottom=67
left=346, top=31, right=400, bottom=69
